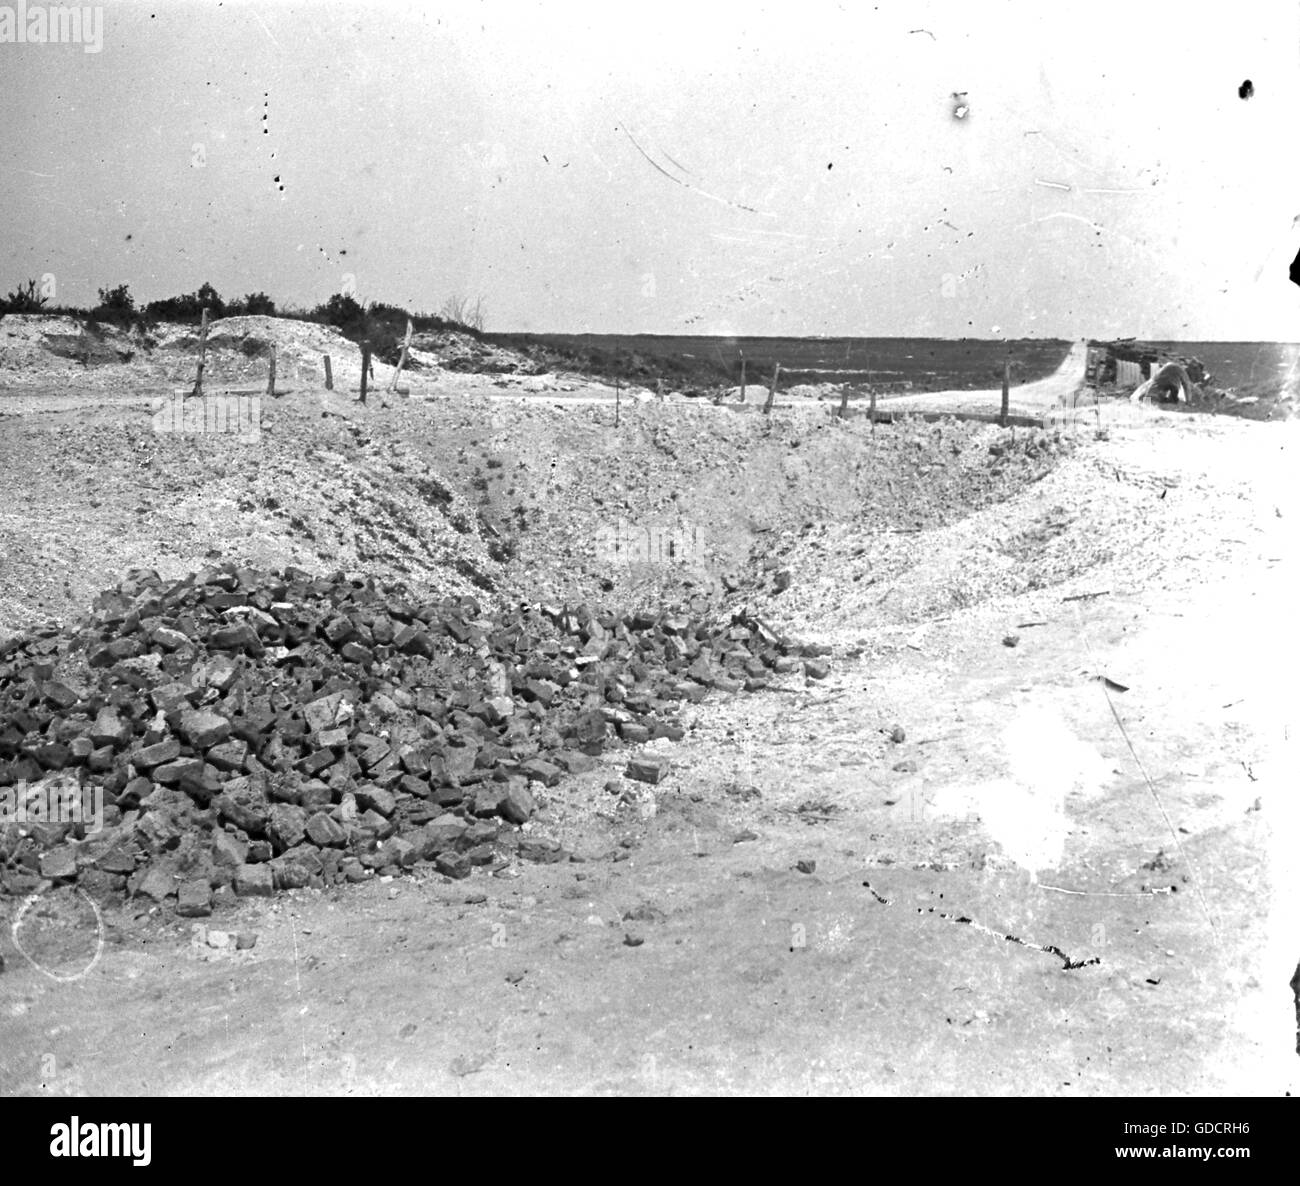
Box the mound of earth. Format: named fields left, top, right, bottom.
left=0, top=313, right=538, bottom=394
left=0, top=391, right=512, bottom=639
left=412, top=328, right=537, bottom=375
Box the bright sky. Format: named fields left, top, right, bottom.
left=3, top=0, right=1299, bottom=338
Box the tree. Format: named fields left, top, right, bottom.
left=143, top=282, right=226, bottom=324
left=194, top=282, right=225, bottom=318
left=439, top=294, right=486, bottom=333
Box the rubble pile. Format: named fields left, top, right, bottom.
left=413, top=329, right=534, bottom=375
left=0, top=564, right=827, bottom=913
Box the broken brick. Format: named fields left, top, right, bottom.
left=624, top=758, right=669, bottom=784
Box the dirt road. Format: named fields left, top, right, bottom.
left=882, top=340, right=1091, bottom=416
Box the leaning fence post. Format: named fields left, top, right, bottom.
left=359, top=344, right=370, bottom=405
left=389, top=319, right=413, bottom=392
left=1000, top=358, right=1010, bottom=427
left=191, top=306, right=210, bottom=398
left=323, top=354, right=333, bottom=390
left=763, top=362, right=781, bottom=415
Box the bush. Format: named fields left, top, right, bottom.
left=313, top=292, right=365, bottom=331
left=93, top=283, right=136, bottom=324
left=144, top=281, right=225, bottom=324
left=227, top=291, right=276, bottom=317
left=1, top=278, right=49, bottom=315
left=304, top=296, right=428, bottom=363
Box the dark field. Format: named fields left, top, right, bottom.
left=1140, top=341, right=1300, bottom=391
left=488, top=333, right=1074, bottom=393
left=490, top=333, right=1300, bottom=398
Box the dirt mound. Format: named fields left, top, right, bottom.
left=413, top=328, right=535, bottom=375
left=155, top=316, right=359, bottom=388
left=0, top=313, right=363, bottom=391
left=0, top=314, right=138, bottom=384
left=0, top=314, right=539, bottom=395
left=0, top=392, right=513, bottom=641
left=0, top=564, right=825, bottom=910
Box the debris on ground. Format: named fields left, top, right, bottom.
left=0, top=564, right=827, bottom=908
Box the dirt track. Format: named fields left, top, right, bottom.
left=881, top=339, right=1090, bottom=415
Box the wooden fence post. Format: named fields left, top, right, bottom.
left=739, top=351, right=746, bottom=403
left=191, top=307, right=210, bottom=398
left=359, top=344, right=370, bottom=404
left=615, top=375, right=621, bottom=427
left=838, top=387, right=850, bottom=419
left=389, top=319, right=413, bottom=392
left=266, top=343, right=277, bottom=396
left=763, top=362, right=781, bottom=415
left=869, top=386, right=877, bottom=424
left=323, top=354, right=333, bottom=390
left=1000, top=359, right=1010, bottom=427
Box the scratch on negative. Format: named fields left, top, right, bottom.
left=251, top=8, right=280, bottom=46
left=617, top=122, right=769, bottom=216
left=1023, top=211, right=1106, bottom=233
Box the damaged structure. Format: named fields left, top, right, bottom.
left=1087, top=340, right=1209, bottom=403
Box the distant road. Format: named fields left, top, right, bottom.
left=482, top=342, right=1092, bottom=415
left=878, top=340, right=1090, bottom=415
left=0, top=342, right=1092, bottom=420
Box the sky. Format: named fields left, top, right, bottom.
left=3, top=0, right=1300, bottom=339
